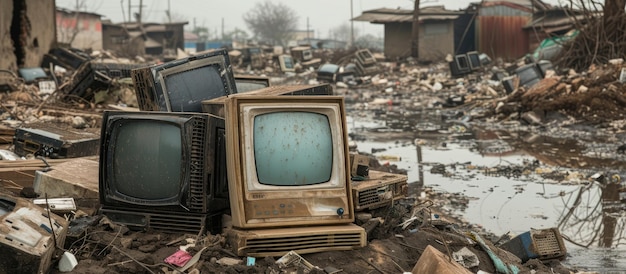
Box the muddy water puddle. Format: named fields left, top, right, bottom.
left=348, top=117, right=626, bottom=273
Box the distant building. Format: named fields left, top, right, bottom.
left=298, top=39, right=347, bottom=50
left=472, top=0, right=552, bottom=61
left=291, top=30, right=315, bottom=41
left=354, top=6, right=460, bottom=62
left=56, top=8, right=103, bottom=51
left=102, top=21, right=187, bottom=57
left=0, top=0, right=56, bottom=73
left=101, top=20, right=146, bottom=58
left=184, top=32, right=199, bottom=54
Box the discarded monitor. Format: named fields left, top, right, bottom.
left=316, top=63, right=340, bottom=82
left=234, top=75, right=270, bottom=93
left=515, top=63, right=542, bottom=88
left=466, top=51, right=481, bottom=71
left=13, top=122, right=100, bottom=159
left=0, top=194, right=68, bottom=274
left=449, top=54, right=471, bottom=78
left=99, top=111, right=229, bottom=234
left=222, top=95, right=366, bottom=256
left=355, top=49, right=377, bottom=66
left=131, top=48, right=237, bottom=112
left=278, top=55, right=295, bottom=73
left=351, top=170, right=408, bottom=211
left=290, top=46, right=313, bottom=62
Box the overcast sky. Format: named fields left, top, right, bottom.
left=56, top=0, right=564, bottom=38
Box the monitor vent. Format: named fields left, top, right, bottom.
left=131, top=67, right=157, bottom=111
left=148, top=214, right=205, bottom=234
left=357, top=187, right=387, bottom=207
left=242, top=230, right=365, bottom=257
left=188, top=117, right=207, bottom=211
left=100, top=208, right=216, bottom=234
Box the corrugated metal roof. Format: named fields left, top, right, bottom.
left=353, top=6, right=461, bottom=23
left=481, top=0, right=551, bottom=11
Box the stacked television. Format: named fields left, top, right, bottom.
left=98, top=48, right=366, bottom=256
left=99, top=49, right=236, bottom=233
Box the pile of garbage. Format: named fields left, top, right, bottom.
left=2, top=44, right=618, bottom=274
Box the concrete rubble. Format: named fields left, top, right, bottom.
left=2, top=41, right=624, bottom=273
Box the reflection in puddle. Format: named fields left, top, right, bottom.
left=349, top=117, right=626, bottom=272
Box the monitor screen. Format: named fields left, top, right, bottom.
left=110, top=120, right=182, bottom=200
left=253, top=111, right=332, bottom=186
left=224, top=95, right=355, bottom=228
left=455, top=54, right=470, bottom=70
left=240, top=102, right=345, bottom=191
left=467, top=52, right=481, bottom=69
left=164, top=65, right=226, bottom=112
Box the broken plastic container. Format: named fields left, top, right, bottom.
left=58, top=252, right=78, bottom=272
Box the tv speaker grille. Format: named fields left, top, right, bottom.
left=188, top=117, right=207, bottom=211
left=228, top=225, right=367, bottom=257
left=148, top=214, right=206, bottom=234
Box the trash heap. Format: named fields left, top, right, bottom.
left=1, top=45, right=606, bottom=274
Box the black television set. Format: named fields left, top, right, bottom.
left=515, top=63, right=541, bottom=88
left=466, top=51, right=481, bottom=71
left=98, top=111, right=229, bottom=233
left=449, top=54, right=471, bottom=77
left=234, top=75, right=270, bottom=93
left=132, top=49, right=237, bottom=112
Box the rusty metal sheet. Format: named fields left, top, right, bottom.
left=477, top=16, right=531, bottom=61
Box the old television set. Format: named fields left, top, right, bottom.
left=355, top=49, right=376, bottom=66
left=225, top=95, right=354, bottom=228
left=98, top=111, right=229, bottom=233
left=515, top=63, right=542, bottom=88
left=132, top=49, right=237, bottom=112
left=449, top=54, right=471, bottom=77
left=466, top=51, right=481, bottom=71
left=222, top=95, right=365, bottom=256
left=278, top=55, right=295, bottom=73
left=234, top=75, right=271, bottom=93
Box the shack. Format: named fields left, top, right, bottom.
left=353, top=6, right=460, bottom=62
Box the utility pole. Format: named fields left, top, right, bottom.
left=411, top=0, right=420, bottom=58
left=138, top=0, right=143, bottom=23
left=221, top=18, right=224, bottom=40
left=307, top=17, right=310, bottom=45
left=167, top=0, right=172, bottom=23
left=350, top=0, right=354, bottom=46
left=128, top=0, right=131, bottom=23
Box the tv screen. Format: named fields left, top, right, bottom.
left=466, top=51, right=481, bottom=70
left=278, top=55, right=295, bottom=72
left=163, top=65, right=226, bottom=112
left=455, top=54, right=470, bottom=71
left=234, top=75, right=270, bottom=93
left=112, top=120, right=182, bottom=200
left=224, top=95, right=354, bottom=229
left=254, top=112, right=332, bottom=186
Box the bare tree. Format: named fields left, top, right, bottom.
left=555, top=0, right=626, bottom=70
left=243, top=1, right=298, bottom=46
left=332, top=23, right=359, bottom=42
